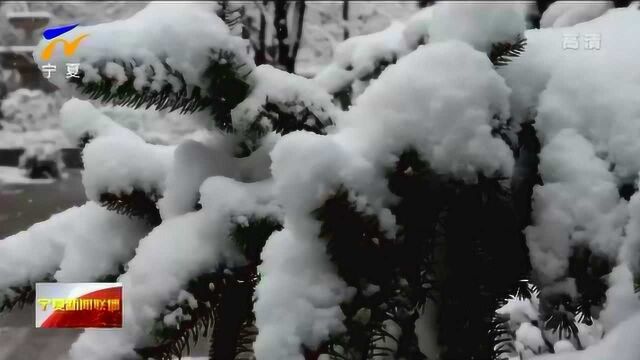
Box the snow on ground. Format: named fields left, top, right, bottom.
left=0, top=166, right=54, bottom=185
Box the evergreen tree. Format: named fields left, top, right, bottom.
left=1, top=2, right=640, bottom=360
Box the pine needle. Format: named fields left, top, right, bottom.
left=489, top=35, right=527, bottom=67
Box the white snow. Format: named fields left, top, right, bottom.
left=314, top=21, right=411, bottom=94
left=0, top=89, right=64, bottom=132
left=158, top=132, right=276, bottom=220
left=553, top=340, right=575, bottom=353
left=60, top=98, right=140, bottom=146
left=599, top=265, right=640, bottom=332
left=232, top=65, right=339, bottom=137
left=81, top=135, right=175, bottom=202
left=540, top=1, right=613, bottom=28
left=533, top=312, right=640, bottom=360
left=0, top=202, right=146, bottom=297
left=515, top=322, right=546, bottom=352
left=163, top=307, right=184, bottom=327
left=2, top=2, right=639, bottom=360
left=622, top=192, right=640, bottom=276
left=0, top=166, right=55, bottom=185
left=525, top=129, right=626, bottom=284
left=254, top=228, right=353, bottom=360
left=69, top=177, right=281, bottom=360
left=33, top=2, right=254, bottom=95
left=339, top=40, right=514, bottom=182
left=512, top=8, right=640, bottom=286
left=428, top=1, right=528, bottom=53
left=402, top=7, right=434, bottom=48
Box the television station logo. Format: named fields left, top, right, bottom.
left=39, top=23, right=89, bottom=79
left=35, top=282, right=122, bottom=328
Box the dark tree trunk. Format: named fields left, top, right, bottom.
left=342, top=0, right=349, bottom=39
left=254, top=0, right=268, bottom=66
left=418, top=0, right=435, bottom=8
left=273, top=0, right=290, bottom=71
left=289, top=0, right=306, bottom=73
left=209, top=268, right=255, bottom=360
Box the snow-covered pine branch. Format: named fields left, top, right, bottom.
left=33, top=3, right=255, bottom=132
left=2, top=2, right=640, bottom=360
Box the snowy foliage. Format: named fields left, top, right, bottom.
left=2, top=2, right=640, bottom=360
left=539, top=1, right=613, bottom=28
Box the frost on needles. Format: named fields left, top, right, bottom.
left=1, top=2, right=640, bottom=360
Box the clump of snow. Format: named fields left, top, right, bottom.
left=553, top=340, right=576, bottom=353
left=34, top=2, right=254, bottom=94
left=103, top=62, right=128, bottom=86
left=525, top=129, right=626, bottom=285
left=70, top=176, right=280, bottom=360
left=0, top=202, right=146, bottom=298
left=533, top=312, right=640, bottom=360
left=515, top=8, right=640, bottom=286
left=255, top=132, right=382, bottom=360
left=497, top=295, right=539, bottom=325
left=340, top=40, right=514, bottom=182
left=60, top=98, right=140, bottom=146
left=515, top=322, right=546, bottom=352
left=254, top=42, right=517, bottom=358
left=82, top=135, right=175, bottom=202
left=0, top=89, right=64, bottom=132
left=254, top=227, right=353, bottom=360
left=176, top=289, right=198, bottom=310
left=402, top=7, right=434, bottom=48
left=499, top=7, right=640, bottom=125
left=314, top=21, right=410, bottom=93
left=540, top=1, right=613, bottom=28
left=163, top=307, right=184, bottom=327
left=158, top=132, right=276, bottom=220
left=0, top=89, right=69, bottom=149
left=97, top=104, right=208, bottom=145
left=428, top=2, right=528, bottom=53
left=232, top=65, right=339, bottom=136
left=622, top=192, right=640, bottom=276
left=599, top=265, right=640, bottom=332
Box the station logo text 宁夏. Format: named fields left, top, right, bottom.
left=39, top=23, right=88, bottom=79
